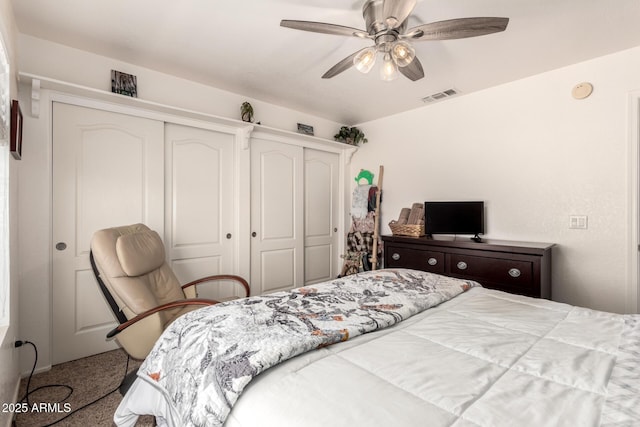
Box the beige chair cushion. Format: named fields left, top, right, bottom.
left=91, top=223, right=151, bottom=278
left=116, top=230, right=165, bottom=277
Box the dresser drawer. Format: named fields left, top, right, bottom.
left=385, top=245, right=445, bottom=274
left=447, top=253, right=533, bottom=289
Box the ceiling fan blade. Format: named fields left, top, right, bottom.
left=322, top=49, right=365, bottom=79
left=407, top=17, right=509, bottom=41
left=280, top=20, right=369, bottom=38
left=383, top=0, right=417, bottom=29
left=399, top=56, right=424, bottom=81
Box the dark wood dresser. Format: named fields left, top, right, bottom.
left=381, top=235, right=554, bottom=299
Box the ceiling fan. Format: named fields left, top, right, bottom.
left=280, top=0, right=508, bottom=82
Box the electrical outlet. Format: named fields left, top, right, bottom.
left=569, top=215, right=588, bottom=229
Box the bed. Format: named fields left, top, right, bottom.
left=114, top=268, right=640, bottom=427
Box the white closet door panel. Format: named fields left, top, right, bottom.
left=52, top=102, right=164, bottom=363
left=261, top=249, right=296, bottom=292
left=77, top=130, right=148, bottom=253
left=251, top=138, right=303, bottom=295
left=172, top=139, right=221, bottom=246
left=304, top=245, right=332, bottom=284
left=304, top=149, right=340, bottom=284
left=305, top=162, right=333, bottom=238
left=165, top=124, right=237, bottom=300
left=261, top=151, right=296, bottom=240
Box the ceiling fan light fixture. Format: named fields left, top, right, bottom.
left=380, top=53, right=399, bottom=81
left=283, top=0, right=508, bottom=82
left=353, top=47, right=378, bottom=74
left=391, top=40, right=415, bottom=67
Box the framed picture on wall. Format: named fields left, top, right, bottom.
left=297, top=123, right=314, bottom=136
left=111, top=70, right=138, bottom=98
left=10, top=99, right=22, bottom=160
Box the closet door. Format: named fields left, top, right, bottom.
left=52, top=102, right=164, bottom=363
left=250, top=138, right=303, bottom=294
left=304, top=149, right=340, bottom=284
left=165, top=123, right=238, bottom=300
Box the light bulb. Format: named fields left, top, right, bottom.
left=353, top=47, right=377, bottom=74
left=380, top=53, right=399, bottom=81
left=391, top=41, right=415, bottom=67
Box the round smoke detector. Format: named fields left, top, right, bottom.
left=572, top=82, right=593, bottom=100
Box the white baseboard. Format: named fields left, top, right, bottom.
left=20, top=364, right=51, bottom=378
left=2, top=377, right=21, bottom=427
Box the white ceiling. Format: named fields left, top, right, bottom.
left=10, top=0, right=640, bottom=125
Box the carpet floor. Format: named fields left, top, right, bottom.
left=14, top=348, right=155, bottom=427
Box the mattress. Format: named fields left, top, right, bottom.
left=115, top=270, right=640, bottom=427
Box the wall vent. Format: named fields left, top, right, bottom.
left=421, top=88, right=460, bottom=103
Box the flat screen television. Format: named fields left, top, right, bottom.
left=424, top=201, right=484, bottom=241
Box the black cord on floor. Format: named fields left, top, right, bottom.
left=14, top=340, right=131, bottom=427
left=17, top=341, right=69, bottom=406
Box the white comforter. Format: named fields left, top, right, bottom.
left=116, top=284, right=640, bottom=427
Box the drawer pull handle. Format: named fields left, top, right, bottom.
left=427, top=257, right=437, bottom=266
left=508, top=268, right=521, bottom=278
left=392, top=253, right=400, bottom=261
left=456, top=261, right=468, bottom=270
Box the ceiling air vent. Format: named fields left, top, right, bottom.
left=421, top=88, right=460, bottom=104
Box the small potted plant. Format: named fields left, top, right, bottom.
left=334, top=126, right=368, bottom=146
left=241, top=102, right=254, bottom=123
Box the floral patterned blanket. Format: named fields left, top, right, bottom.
left=138, top=269, right=478, bottom=427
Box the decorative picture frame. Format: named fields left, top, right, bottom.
left=10, top=99, right=22, bottom=160
left=111, top=70, right=138, bottom=98
left=297, top=123, right=314, bottom=136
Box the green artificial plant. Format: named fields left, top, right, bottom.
left=241, top=102, right=254, bottom=123
left=334, top=126, right=368, bottom=146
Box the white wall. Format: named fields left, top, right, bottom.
left=0, top=0, right=20, bottom=425
left=353, top=46, right=640, bottom=314
left=16, top=35, right=344, bottom=373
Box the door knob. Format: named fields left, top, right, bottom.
left=226, top=233, right=232, bottom=239
left=251, top=232, right=257, bottom=237
left=55, top=242, right=67, bottom=251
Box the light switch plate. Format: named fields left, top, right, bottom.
left=569, top=215, right=588, bottom=229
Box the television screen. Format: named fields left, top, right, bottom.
left=424, top=201, right=484, bottom=237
